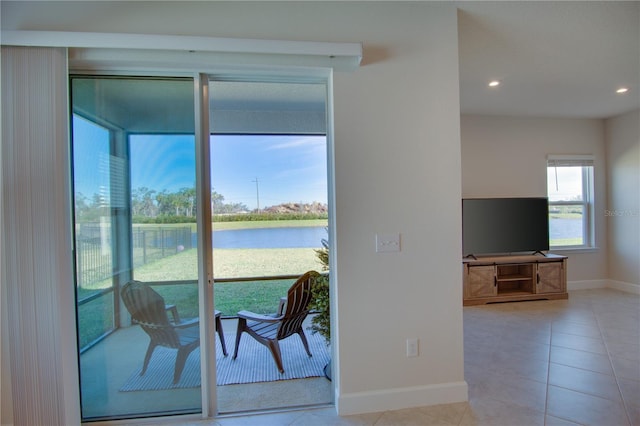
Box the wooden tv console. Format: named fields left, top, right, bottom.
left=463, top=254, right=568, bottom=306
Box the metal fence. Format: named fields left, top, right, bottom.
left=75, top=224, right=193, bottom=288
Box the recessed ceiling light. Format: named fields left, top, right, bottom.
left=488, top=80, right=500, bottom=87
left=616, top=87, right=629, bottom=94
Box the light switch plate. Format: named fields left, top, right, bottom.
left=376, top=233, right=401, bottom=253
left=407, top=338, right=419, bottom=357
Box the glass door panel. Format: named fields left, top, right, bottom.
left=209, top=80, right=332, bottom=413
left=71, top=76, right=201, bottom=420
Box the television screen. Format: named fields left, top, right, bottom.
left=462, top=197, right=550, bottom=257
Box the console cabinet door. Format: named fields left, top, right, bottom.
left=536, top=262, right=565, bottom=294
left=465, top=265, right=496, bottom=299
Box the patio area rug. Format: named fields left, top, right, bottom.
left=119, top=331, right=329, bottom=391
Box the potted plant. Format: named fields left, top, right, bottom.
left=309, top=231, right=331, bottom=379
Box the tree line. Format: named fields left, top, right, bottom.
left=75, top=187, right=249, bottom=223
left=74, top=187, right=327, bottom=223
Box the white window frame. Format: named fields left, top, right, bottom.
left=547, top=155, right=595, bottom=250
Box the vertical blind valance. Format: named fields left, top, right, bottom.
left=0, top=30, right=363, bottom=72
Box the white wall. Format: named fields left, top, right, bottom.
left=460, top=115, right=607, bottom=283
left=1, top=1, right=466, bottom=419
left=331, top=4, right=465, bottom=413
left=605, top=110, right=640, bottom=290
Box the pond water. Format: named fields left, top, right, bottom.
left=549, top=218, right=582, bottom=240
left=206, top=226, right=326, bottom=249
left=182, top=219, right=580, bottom=250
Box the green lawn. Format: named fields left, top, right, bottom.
left=132, top=247, right=320, bottom=282
left=550, top=238, right=583, bottom=246
left=549, top=213, right=582, bottom=219
left=152, top=279, right=296, bottom=318
left=78, top=246, right=320, bottom=293
left=134, top=246, right=323, bottom=315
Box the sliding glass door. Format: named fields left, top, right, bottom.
left=71, top=76, right=203, bottom=420
left=71, top=74, right=332, bottom=421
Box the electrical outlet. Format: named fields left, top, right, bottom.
left=406, top=338, right=419, bottom=357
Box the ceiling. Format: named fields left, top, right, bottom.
left=3, top=1, right=639, bottom=120
left=457, top=1, right=639, bottom=119
left=72, top=78, right=327, bottom=134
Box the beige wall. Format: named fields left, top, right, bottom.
left=332, top=4, right=465, bottom=411
left=1, top=1, right=466, bottom=419
left=605, top=110, right=640, bottom=288
left=461, top=115, right=608, bottom=283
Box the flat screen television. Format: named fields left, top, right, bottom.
left=462, top=197, right=550, bottom=257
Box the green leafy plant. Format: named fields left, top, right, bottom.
left=309, top=232, right=330, bottom=344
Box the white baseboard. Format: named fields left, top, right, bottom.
left=568, top=279, right=640, bottom=294
left=336, top=381, right=468, bottom=416
left=607, top=280, right=640, bottom=295
left=568, top=279, right=607, bottom=291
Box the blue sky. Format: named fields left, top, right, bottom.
left=208, top=134, right=327, bottom=209
left=546, top=167, right=582, bottom=201
left=73, top=116, right=327, bottom=210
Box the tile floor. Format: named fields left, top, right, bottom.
left=131, top=288, right=639, bottom=426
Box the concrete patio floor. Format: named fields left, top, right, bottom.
left=79, top=317, right=332, bottom=420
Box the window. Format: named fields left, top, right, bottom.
left=547, top=155, right=594, bottom=248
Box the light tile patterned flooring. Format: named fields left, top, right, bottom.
left=148, top=289, right=639, bottom=426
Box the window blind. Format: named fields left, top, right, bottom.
left=547, top=155, right=594, bottom=167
